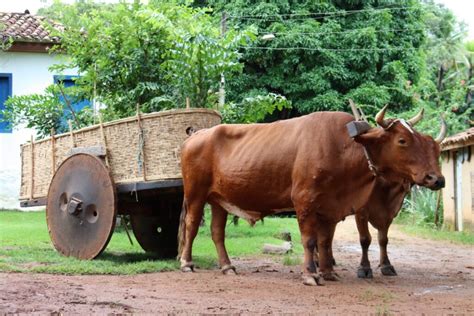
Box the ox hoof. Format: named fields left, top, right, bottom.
left=221, top=265, right=237, bottom=275
left=181, top=262, right=195, bottom=273
left=380, top=264, right=397, bottom=276
left=357, top=266, right=373, bottom=279
left=302, top=273, right=324, bottom=286
left=322, top=271, right=341, bottom=281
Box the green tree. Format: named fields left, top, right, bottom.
left=2, top=1, right=254, bottom=134
left=1, top=84, right=94, bottom=138
left=47, top=1, right=254, bottom=119
left=409, top=1, right=472, bottom=135
left=221, top=93, right=292, bottom=123
left=198, top=0, right=426, bottom=120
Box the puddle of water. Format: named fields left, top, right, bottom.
left=414, top=284, right=463, bottom=296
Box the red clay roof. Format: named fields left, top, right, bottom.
left=0, top=11, right=63, bottom=43
left=441, top=127, right=474, bottom=151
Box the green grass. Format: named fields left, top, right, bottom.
left=397, top=224, right=474, bottom=245
left=282, top=255, right=301, bottom=266
left=0, top=210, right=302, bottom=275
left=394, top=187, right=474, bottom=246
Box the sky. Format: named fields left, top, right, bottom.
left=0, top=0, right=473, bottom=40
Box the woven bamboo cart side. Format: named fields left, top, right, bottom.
left=19, top=108, right=221, bottom=202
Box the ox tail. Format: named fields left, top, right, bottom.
left=177, top=198, right=187, bottom=260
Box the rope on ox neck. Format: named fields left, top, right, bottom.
left=362, top=146, right=378, bottom=177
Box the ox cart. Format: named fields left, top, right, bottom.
left=19, top=108, right=221, bottom=259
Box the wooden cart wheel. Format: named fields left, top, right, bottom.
left=130, top=199, right=181, bottom=258
left=46, top=153, right=117, bottom=259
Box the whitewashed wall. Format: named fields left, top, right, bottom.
left=0, top=51, right=77, bottom=209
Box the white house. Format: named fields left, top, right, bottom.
left=0, top=11, right=78, bottom=209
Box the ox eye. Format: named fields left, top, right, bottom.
left=398, top=138, right=407, bottom=146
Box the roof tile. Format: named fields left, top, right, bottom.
left=0, top=11, right=63, bottom=43
left=441, top=127, right=474, bottom=151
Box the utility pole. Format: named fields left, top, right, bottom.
left=218, top=11, right=227, bottom=110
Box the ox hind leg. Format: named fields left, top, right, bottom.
left=378, top=226, right=397, bottom=276
left=210, top=203, right=236, bottom=275
left=179, top=197, right=206, bottom=272
left=355, top=212, right=373, bottom=278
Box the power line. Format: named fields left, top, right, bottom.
left=228, top=6, right=413, bottom=20
left=256, top=27, right=425, bottom=36
left=237, top=46, right=415, bottom=52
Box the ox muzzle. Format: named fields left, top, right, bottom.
left=423, top=174, right=445, bottom=190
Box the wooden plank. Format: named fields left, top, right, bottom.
left=471, top=171, right=474, bottom=213
left=346, top=121, right=371, bottom=138
left=30, top=135, right=35, bottom=199
left=67, top=146, right=106, bottom=157
left=98, top=115, right=110, bottom=167
left=68, top=120, right=76, bottom=148
left=20, top=197, right=47, bottom=208
left=51, top=128, right=56, bottom=172
left=136, top=104, right=147, bottom=181
left=8, top=42, right=53, bottom=53
left=116, top=179, right=183, bottom=193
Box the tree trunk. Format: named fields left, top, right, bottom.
left=465, top=60, right=472, bottom=107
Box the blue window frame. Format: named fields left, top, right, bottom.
left=54, top=75, right=91, bottom=112
left=0, top=73, right=13, bottom=133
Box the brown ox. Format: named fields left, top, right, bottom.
left=178, top=107, right=445, bottom=285
left=354, top=177, right=410, bottom=278
left=317, top=109, right=447, bottom=279
left=354, top=112, right=446, bottom=279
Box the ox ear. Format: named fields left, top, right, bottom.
left=353, top=128, right=382, bottom=145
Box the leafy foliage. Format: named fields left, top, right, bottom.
left=194, top=0, right=472, bottom=133
left=46, top=1, right=254, bottom=118
left=413, top=0, right=473, bottom=135
left=3, top=0, right=472, bottom=136
left=399, top=187, right=440, bottom=228
left=0, top=22, right=13, bottom=51
left=198, top=0, right=427, bottom=121
left=1, top=84, right=94, bottom=138
left=222, top=93, right=292, bottom=123
left=2, top=1, right=254, bottom=133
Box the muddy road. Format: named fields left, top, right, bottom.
left=1, top=218, right=473, bottom=314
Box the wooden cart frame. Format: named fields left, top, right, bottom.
left=19, top=108, right=221, bottom=259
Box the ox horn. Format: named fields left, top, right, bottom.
left=375, top=104, right=390, bottom=128
left=407, top=108, right=424, bottom=126
left=435, top=116, right=447, bottom=144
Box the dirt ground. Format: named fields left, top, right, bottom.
left=1, top=218, right=473, bottom=315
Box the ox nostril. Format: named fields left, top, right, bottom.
left=425, top=174, right=435, bottom=182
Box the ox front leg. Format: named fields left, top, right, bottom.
left=313, top=239, right=336, bottom=268
left=315, top=219, right=340, bottom=281
left=210, top=204, right=236, bottom=275
left=297, top=215, right=323, bottom=286
left=179, top=199, right=206, bottom=272
left=378, top=227, right=397, bottom=276
left=355, top=213, right=373, bottom=278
